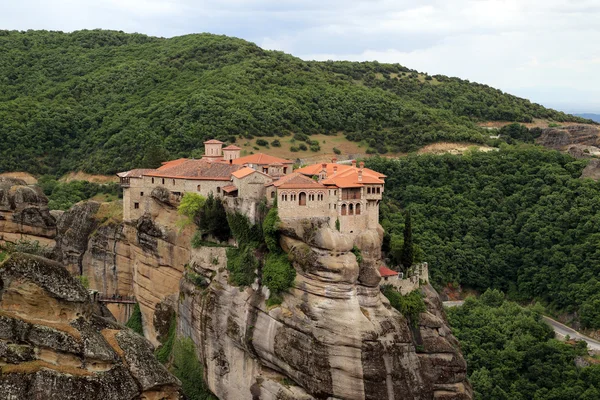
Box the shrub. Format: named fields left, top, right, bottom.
left=155, top=313, right=176, bottom=364
left=263, top=253, right=295, bottom=294
left=227, top=211, right=262, bottom=246
left=335, top=218, right=340, bottom=231
left=271, top=139, right=281, bottom=147
left=76, top=275, right=90, bottom=289
left=266, top=294, right=283, bottom=308
left=262, top=202, right=281, bottom=253
left=125, top=303, right=144, bottom=335
left=178, top=193, right=206, bottom=226
left=1, top=239, right=48, bottom=257
left=333, top=147, right=341, bottom=155
left=290, top=146, right=299, bottom=152
left=226, top=246, right=258, bottom=287
left=298, top=143, right=308, bottom=151
left=351, top=245, right=363, bottom=265
left=172, top=338, right=217, bottom=400
left=256, top=139, right=269, bottom=146
left=382, top=286, right=426, bottom=326
left=198, top=194, right=230, bottom=242
left=310, top=145, right=320, bottom=152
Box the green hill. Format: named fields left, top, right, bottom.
left=0, top=29, right=592, bottom=175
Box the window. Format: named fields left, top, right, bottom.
left=334, top=190, right=337, bottom=196
left=134, top=202, right=139, bottom=209
left=356, top=203, right=361, bottom=215
left=172, top=179, right=176, bottom=185
left=376, top=187, right=380, bottom=194
left=217, top=187, right=221, bottom=194
left=349, top=204, right=354, bottom=215
left=140, top=192, right=144, bottom=197
left=367, top=187, right=371, bottom=194
left=152, top=178, right=155, bottom=184
left=334, top=204, right=337, bottom=209
left=162, top=178, right=165, bottom=185
left=263, top=167, right=268, bottom=174
left=271, top=191, right=275, bottom=199
left=341, top=204, right=347, bottom=215
left=197, top=185, right=201, bottom=191
left=283, top=167, right=288, bottom=174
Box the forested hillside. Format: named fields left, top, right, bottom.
left=448, top=291, right=600, bottom=399
left=368, top=146, right=600, bottom=328
left=0, top=29, right=591, bottom=175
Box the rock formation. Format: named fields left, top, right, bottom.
left=0, top=182, right=472, bottom=399
left=0, top=252, right=182, bottom=399
left=536, top=125, right=600, bottom=151
left=0, top=177, right=56, bottom=249
left=178, top=217, right=472, bottom=400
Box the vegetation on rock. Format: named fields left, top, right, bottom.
left=38, top=176, right=121, bottom=210
left=171, top=338, right=217, bottom=400
left=448, top=291, right=600, bottom=400
left=381, top=285, right=426, bottom=326
left=0, top=30, right=592, bottom=175
left=370, top=146, right=600, bottom=328
left=125, top=303, right=144, bottom=336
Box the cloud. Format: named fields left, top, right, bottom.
left=0, top=0, right=598, bottom=112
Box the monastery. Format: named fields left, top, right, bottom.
left=118, top=139, right=385, bottom=235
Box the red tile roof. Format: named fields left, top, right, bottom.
left=232, top=153, right=293, bottom=166
left=272, top=173, right=326, bottom=189
left=204, top=139, right=224, bottom=144
left=295, top=162, right=385, bottom=188
left=144, top=159, right=241, bottom=180
left=231, top=167, right=256, bottom=179
left=379, top=266, right=399, bottom=277
left=221, top=185, right=238, bottom=193
left=223, top=145, right=241, bottom=150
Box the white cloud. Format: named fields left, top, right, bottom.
left=0, top=0, right=598, bottom=112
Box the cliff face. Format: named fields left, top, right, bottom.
left=0, top=184, right=472, bottom=399
left=178, top=218, right=472, bottom=400
left=0, top=177, right=56, bottom=249
left=0, top=252, right=182, bottom=399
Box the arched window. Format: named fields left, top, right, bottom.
left=349, top=204, right=354, bottom=215
left=356, top=203, right=361, bottom=215
left=271, top=191, right=275, bottom=199
left=197, top=185, right=201, bottom=191
left=341, top=204, right=347, bottom=215
left=299, top=192, right=307, bottom=206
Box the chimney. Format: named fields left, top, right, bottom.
left=358, top=169, right=363, bottom=182
left=333, top=165, right=338, bottom=175
left=351, top=160, right=357, bottom=168
left=359, top=161, right=364, bottom=170
left=321, top=163, right=327, bottom=179
left=332, top=157, right=337, bottom=163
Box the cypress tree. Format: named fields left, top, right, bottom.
left=401, top=211, right=414, bottom=270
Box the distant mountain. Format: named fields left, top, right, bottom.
left=574, top=113, right=600, bottom=123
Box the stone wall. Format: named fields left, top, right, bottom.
left=381, top=263, right=430, bottom=295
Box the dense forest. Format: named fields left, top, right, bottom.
left=368, top=146, right=600, bottom=328
left=0, top=29, right=592, bottom=175
left=448, top=291, right=600, bottom=399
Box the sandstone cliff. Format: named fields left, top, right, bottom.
left=0, top=177, right=56, bottom=249
left=0, top=183, right=472, bottom=399
left=0, top=252, right=182, bottom=399
left=178, top=218, right=472, bottom=400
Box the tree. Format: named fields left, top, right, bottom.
left=400, top=211, right=414, bottom=269
left=141, top=143, right=169, bottom=169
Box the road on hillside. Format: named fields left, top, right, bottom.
left=442, top=301, right=600, bottom=351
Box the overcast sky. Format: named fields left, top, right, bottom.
left=2, top=0, right=599, bottom=113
